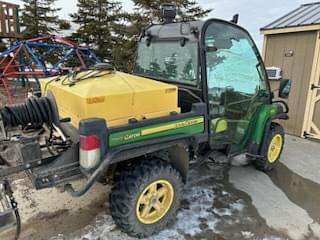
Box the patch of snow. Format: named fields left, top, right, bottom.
left=222, top=190, right=229, bottom=196
left=169, top=186, right=217, bottom=236
left=231, top=200, right=245, bottom=212
left=77, top=215, right=119, bottom=240
left=213, top=208, right=232, bottom=217
left=241, top=230, right=254, bottom=239
left=212, top=199, right=244, bottom=217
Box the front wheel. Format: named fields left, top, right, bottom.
left=254, top=123, right=285, bottom=172
left=110, top=158, right=183, bottom=238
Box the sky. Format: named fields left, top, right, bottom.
left=9, top=0, right=313, bottom=48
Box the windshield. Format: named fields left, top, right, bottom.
left=133, top=41, right=198, bottom=84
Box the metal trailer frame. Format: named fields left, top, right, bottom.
left=0, top=35, right=101, bottom=103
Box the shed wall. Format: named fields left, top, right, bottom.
left=264, top=31, right=317, bottom=136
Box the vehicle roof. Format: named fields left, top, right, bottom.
left=144, top=20, right=205, bottom=41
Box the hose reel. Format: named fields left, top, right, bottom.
left=0, top=93, right=61, bottom=240
left=0, top=93, right=59, bottom=129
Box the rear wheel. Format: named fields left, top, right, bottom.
left=254, top=123, right=285, bottom=172
left=110, top=158, right=183, bottom=238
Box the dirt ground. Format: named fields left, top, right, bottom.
left=1, top=135, right=320, bottom=240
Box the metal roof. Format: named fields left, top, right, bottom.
left=262, top=2, right=320, bottom=30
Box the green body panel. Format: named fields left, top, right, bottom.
left=226, top=104, right=280, bottom=154
left=109, top=116, right=205, bottom=148
left=249, top=104, right=279, bottom=145
left=108, top=104, right=279, bottom=152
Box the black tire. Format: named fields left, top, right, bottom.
left=110, top=158, right=184, bottom=238
left=254, top=123, right=285, bottom=172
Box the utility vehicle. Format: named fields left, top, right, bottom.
left=0, top=5, right=291, bottom=238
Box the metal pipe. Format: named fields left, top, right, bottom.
left=65, top=150, right=119, bottom=197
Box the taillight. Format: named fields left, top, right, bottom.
left=80, top=135, right=100, bottom=151
left=80, top=135, right=101, bottom=170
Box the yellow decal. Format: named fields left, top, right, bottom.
left=165, top=88, right=177, bottom=94
left=124, top=133, right=141, bottom=140
left=141, top=117, right=204, bottom=136
left=212, top=118, right=228, bottom=133
left=87, top=97, right=105, bottom=104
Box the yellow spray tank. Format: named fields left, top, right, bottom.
left=40, top=70, right=180, bottom=128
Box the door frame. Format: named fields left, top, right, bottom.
left=302, top=30, right=320, bottom=140
left=200, top=19, right=272, bottom=152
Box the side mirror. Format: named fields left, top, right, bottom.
left=279, top=79, right=292, bottom=99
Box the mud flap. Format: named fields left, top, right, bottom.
left=0, top=181, right=20, bottom=240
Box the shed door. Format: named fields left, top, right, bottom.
left=305, top=78, right=320, bottom=139
left=303, top=31, right=320, bottom=140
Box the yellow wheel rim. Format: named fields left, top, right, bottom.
left=267, top=134, right=283, bottom=163
left=136, top=180, right=174, bottom=225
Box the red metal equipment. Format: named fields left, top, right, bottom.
left=0, top=35, right=101, bottom=104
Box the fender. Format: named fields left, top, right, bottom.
left=248, top=102, right=289, bottom=157
left=259, top=112, right=289, bottom=154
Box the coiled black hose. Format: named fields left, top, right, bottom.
left=0, top=97, right=57, bottom=128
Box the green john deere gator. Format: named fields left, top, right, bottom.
left=0, top=5, right=291, bottom=238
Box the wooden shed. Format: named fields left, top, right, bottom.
left=261, top=2, right=320, bottom=140
left=0, top=1, right=20, bottom=38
